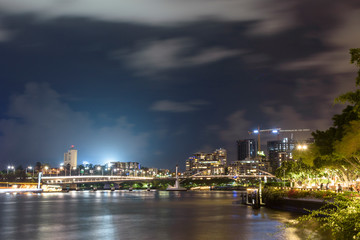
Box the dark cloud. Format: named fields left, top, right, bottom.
left=150, top=99, right=208, bottom=113
left=0, top=83, right=149, bottom=168
left=0, top=0, right=294, bottom=33
left=116, top=38, right=242, bottom=75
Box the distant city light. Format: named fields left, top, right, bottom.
left=106, top=161, right=114, bottom=167
left=272, top=130, right=278, bottom=134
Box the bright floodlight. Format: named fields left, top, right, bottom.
left=272, top=130, right=278, bottom=134
left=28, top=166, right=32, bottom=169
left=297, top=145, right=308, bottom=150
left=253, top=130, right=259, bottom=134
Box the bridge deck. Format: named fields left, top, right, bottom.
left=41, top=174, right=275, bottom=185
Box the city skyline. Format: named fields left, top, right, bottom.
left=0, top=0, right=359, bottom=170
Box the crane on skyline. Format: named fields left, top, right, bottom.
left=248, top=127, right=311, bottom=152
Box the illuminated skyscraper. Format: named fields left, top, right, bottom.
left=64, top=145, right=78, bottom=168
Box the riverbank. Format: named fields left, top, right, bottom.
left=264, top=197, right=326, bottom=213
left=262, top=187, right=360, bottom=215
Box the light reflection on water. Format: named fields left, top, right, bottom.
left=0, top=191, right=323, bottom=240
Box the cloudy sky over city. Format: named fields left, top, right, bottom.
left=0, top=0, right=359, bottom=169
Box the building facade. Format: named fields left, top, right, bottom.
left=111, top=161, right=140, bottom=170
left=267, top=138, right=296, bottom=172
left=64, top=145, right=78, bottom=168
left=185, top=148, right=227, bottom=175
left=236, top=139, right=257, bottom=160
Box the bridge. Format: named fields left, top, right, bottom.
left=41, top=170, right=276, bottom=185
left=42, top=175, right=156, bottom=185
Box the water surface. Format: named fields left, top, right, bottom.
left=0, top=190, right=319, bottom=240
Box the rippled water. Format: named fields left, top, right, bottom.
left=0, top=191, right=321, bottom=240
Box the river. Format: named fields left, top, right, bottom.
left=0, top=190, right=324, bottom=240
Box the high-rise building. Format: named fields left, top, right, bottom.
left=64, top=145, right=77, bottom=168
left=236, top=139, right=256, bottom=160
left=267, top=138, right=296, bottom=172
left=185, top=148, right=227, bottom=175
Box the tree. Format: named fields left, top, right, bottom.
left=280, top=50, right=360, bottom=186
left=35, top=162, right=42, bottom=172
left=304, top=49, right=360, bottom=184
left=287, top=49, right=360, bottom=238
left=335, top=48, right=360, bottom=112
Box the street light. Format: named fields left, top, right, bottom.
left=283, top=169, right=286, bottom=188
left=44, top=166, right=49, bottom=176
left=297, top=144, right=308, bottom=150
left=72, top=167, right=77, bottom=176
left=97, top=166, right=103, bottom=176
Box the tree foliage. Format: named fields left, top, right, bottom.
left=284, top=49, right=360, bottom=239
left=293, top=195, right=360, bottom=240
left=335, top=48, right=360, bottom=109
left=302, top=49, right=360, bottom=185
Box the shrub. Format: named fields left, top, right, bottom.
left=291, top=195, right=360, bottom=239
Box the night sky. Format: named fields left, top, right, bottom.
left=0, top=0, right=359, bottom=170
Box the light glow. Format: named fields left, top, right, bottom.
left=297, top=144, right=308, bottom=150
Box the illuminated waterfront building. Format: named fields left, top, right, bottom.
left=64, top=145, right=78, bottom=168
left=228, top=159, right=270, bottom=176
left=229, top=139, right=270, bottom=176
left=185, top=148, right=227, bottom=175
left=111, top=161, right=140, bottom=170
